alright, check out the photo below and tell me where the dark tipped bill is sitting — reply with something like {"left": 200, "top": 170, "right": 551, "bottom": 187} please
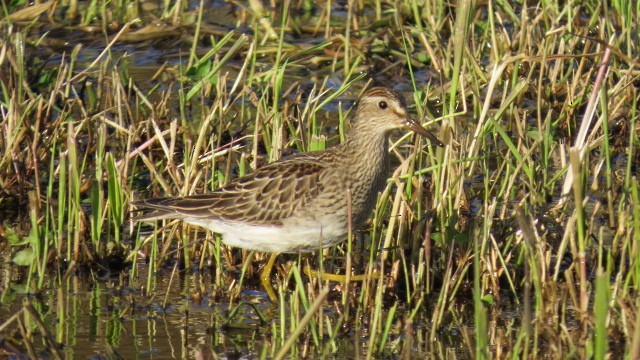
{"left": 404, "top": 118, "right": 444, "bottom": 147}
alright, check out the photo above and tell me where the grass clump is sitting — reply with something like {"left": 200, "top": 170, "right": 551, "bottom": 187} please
{"left": 1, "top": 0, "right": 639, "bottom": 358}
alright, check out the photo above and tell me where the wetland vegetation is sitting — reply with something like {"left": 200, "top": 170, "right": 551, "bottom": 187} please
{"left": 1, "top": 0, "right": 639, "bottom": 358}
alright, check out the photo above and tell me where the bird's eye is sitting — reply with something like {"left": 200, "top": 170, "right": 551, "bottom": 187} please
{"left": 378, "top": 101, "right": 388, "bottom": 109}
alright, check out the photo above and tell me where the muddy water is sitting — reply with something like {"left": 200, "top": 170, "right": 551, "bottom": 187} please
{"left": 1, "top": 258, "right": 467, "bottom": 358}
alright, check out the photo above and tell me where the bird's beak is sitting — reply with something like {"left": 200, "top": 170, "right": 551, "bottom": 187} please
{"left": 404, "top": 118, "right": 444, "bottom": 147}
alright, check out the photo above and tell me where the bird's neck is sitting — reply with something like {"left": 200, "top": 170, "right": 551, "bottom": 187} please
{"left": 340, "top": 128, "right": 390, "bottom": 167}
{"left": 336, "top": 128, "right": 391, "bottom": 226}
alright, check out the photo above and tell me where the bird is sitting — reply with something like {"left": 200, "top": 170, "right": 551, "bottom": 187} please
{"left": 131, "top": 86, "right": 444, "bottom": 301}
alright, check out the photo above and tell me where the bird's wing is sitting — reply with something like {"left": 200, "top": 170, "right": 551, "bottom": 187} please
{"left": 132, "top": 158, "right": 327, "bottom": 226}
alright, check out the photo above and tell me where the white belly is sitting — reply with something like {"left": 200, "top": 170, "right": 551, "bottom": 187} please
{"left": 182, "top": 217, "right": 347, "bottom": 253}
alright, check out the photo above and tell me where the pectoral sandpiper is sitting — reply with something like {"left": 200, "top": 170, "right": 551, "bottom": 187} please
{"left": 132, "top": 86, "right": 443, "bottom": 301}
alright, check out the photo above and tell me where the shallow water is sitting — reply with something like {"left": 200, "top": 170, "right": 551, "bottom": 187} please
{"left": 0, "top": 258, "right": 471, "bottom": 359}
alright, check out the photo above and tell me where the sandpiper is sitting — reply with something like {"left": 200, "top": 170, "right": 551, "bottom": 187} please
{"left": 132, "top": 86, "right": 443, "bottom": 301}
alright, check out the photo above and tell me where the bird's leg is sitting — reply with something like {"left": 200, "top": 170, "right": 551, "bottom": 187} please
{"left": 303, "top": 265, "right": 380, "bottom": 282}
{"left": 261, "top": 253, "right": 279, "bottom": 302}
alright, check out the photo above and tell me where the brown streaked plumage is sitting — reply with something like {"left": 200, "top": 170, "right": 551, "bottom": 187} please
{"left": 132, "top": 86, "right": 443, "bottom": 300}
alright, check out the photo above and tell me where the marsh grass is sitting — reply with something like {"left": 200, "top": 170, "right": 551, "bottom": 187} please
{"left": 1, "top": 0, "right": 640, "bottom": 358}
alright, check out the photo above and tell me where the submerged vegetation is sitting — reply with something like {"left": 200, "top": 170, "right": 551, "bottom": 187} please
{"left": 1, "top": 0, "right": 639, "bottom": 358}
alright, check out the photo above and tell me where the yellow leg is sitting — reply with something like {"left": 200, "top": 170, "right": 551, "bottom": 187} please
{"left": 260, "top": 253, "right": 279, "bottom": 303}
{"left": 304, "top": 265, "right": 381, "bottom": 282}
